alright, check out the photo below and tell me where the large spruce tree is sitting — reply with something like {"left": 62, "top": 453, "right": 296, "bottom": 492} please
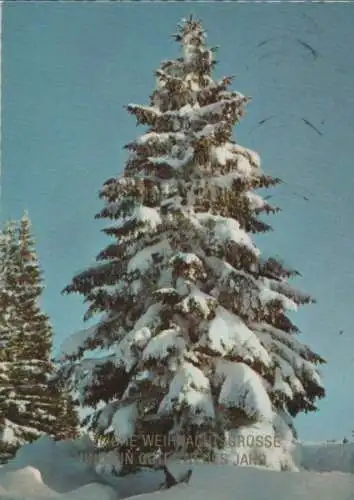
{"left": 59, "top": 18, "right": 325, "bottom": 466}
{"left": 0, "top": 214, "right": 79, "bottom": 461}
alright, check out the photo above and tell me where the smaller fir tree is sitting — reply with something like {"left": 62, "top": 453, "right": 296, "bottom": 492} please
{"left": 0, "top": 221, "right": 23, "bottom": 460}
{"left": 0, "top": 214, "right": 79, "bottom": 460}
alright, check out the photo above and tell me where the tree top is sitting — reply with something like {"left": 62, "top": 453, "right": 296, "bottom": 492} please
{"left": 173, "top": 15, "right": 207, "bottom": 45}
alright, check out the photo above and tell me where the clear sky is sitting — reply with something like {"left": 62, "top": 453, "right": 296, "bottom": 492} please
{"left": 2, "top": 2, "right": 354, "bottom": 442}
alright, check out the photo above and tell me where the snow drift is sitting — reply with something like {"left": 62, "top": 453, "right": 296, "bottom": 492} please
{"left": 0, "top": 436, "right": 354, "bottom": 500}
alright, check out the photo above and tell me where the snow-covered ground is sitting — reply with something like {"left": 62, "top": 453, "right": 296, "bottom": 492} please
{"left": 1, "top": 436, "right": 354, "bottom": 500}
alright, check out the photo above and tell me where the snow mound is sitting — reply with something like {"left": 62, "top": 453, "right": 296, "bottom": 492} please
{"left": 0, "top": 466, "right": 57, "bottom": 498}
{"left": 4, "top": 436, "right": 114, "bottom": 495}
{"left": 125, "top": 462, "right": 354, "bottom": 500}
{"left": 1, "top": 437, "right": 354, "bottom": 500}
{"left": 0, "top": 464, "right": 118, "bottom": 500}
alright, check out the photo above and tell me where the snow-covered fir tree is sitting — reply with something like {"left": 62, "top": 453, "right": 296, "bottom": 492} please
{"left": 0, "top": 214, "right": 79, "bottom": 461}
{"left": 0, "top": 221, "right": 22, "bottom": 461}
{"left": 59, "top": 17, "right": 325, "bottom": 469}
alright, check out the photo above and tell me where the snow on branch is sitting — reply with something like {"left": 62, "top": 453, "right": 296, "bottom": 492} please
{"left": 158, "top": 361, "right": 215, "bottom": 423}
{"left": 200, "top": 306, "right": 271, "bottom": 367}
{"left": 56, "top": 325, "right": 98, "bottom": 361}
{"left": 217, "top": 361, "right": 273, "bottom": 421}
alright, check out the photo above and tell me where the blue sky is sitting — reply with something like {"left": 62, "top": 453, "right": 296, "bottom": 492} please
{"left": 2, "top": 2, "right": 354, "bottom": 442}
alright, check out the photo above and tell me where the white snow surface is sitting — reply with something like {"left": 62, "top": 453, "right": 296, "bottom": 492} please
{"left": 2, "top": 436, "right": 354, "bottom": 500}
{"left": 142, "top": 327, "right": 185, "bottom": 361}
{"left": 217, "top": 362, "right": 273, "bottom": 421}
{"left": 115, "top": 205, "right": 162, "bottom": 233}
{"left": 207, "top": 308, "right": 270, "bottom": 362}
{"left": 158, "top": 362, "right": 214, "bottom": 422}
{"left": 128, "top": 240, "right": 172, "bottom": 274}
{"left": 194, "top": 213, "right": 259, "bottom": 256}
